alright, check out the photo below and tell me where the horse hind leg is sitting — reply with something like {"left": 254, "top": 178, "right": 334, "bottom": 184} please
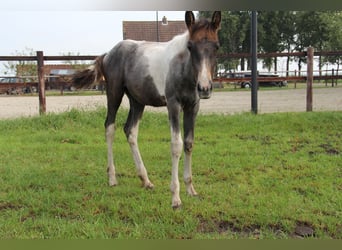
{"left": 105, "top": 85, "right": 124, "bottom": 186}
{"left": 124, "top": 98, "right": 154, "bottom": 189}
{"left": 106, "top": 123, "right": 117, "bottom": 186}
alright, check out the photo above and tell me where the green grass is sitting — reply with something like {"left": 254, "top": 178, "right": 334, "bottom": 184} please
{"left": 0, "top": 108, "right": 341, "bottom": 239}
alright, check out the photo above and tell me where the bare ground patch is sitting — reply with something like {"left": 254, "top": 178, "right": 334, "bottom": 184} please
{"left": 1, "top": 87, "right": 342, "bottom": 119}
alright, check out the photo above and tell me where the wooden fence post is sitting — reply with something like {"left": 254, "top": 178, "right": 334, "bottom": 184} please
{"left": 306, "top": 47, "right": 314, "bottom": 112}
{"left": 37, "top": 51, "right": 46, "bottom": 115}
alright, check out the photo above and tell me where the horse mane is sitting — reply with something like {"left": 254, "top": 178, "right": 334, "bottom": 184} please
{"left": 189, "top": 18, "right": 219, "bottom": 42}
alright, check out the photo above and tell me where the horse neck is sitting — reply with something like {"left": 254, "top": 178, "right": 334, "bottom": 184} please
{"left": 165, "top": 32, "right": 198, "bottom": 84}
{"left": 166, "top": 32, "right": 189, "bottom": 57}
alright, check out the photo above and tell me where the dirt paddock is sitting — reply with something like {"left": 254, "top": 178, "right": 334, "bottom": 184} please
{"left": 0, "top": 88, "right": 341, "bottom": 119}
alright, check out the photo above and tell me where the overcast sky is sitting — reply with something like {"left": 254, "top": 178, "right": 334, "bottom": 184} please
{"left": 2, "top": 0, "right": 335, "bottom": 73}
{"left": 0, "top": 7, "right": 190, "bottom": 74}
{"left": 1, "top": 0, "right": 196, "bottom": 58}
{"left": 0, "top": 11, "right": 186, "bottom": 56}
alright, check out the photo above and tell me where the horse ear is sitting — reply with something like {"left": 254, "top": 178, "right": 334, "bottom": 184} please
{"left": 185, "top": 11, "right": 195, "bottom": 30}
{"left": 211, "top": 11, "right": 221, "bottom": 30}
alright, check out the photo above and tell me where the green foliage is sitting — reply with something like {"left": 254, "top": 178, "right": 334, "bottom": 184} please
{"left": 3, "top": 47, "right": 37, "bottom": 79}
{"left": 322, "top": 12, "right": 342, "bottom": 67}
{"left": 199, "top": 11, "right": 342, "bottom": 72}
{"left": 60, "top": 51, "right": 92, "bottom": 70}
{"left": 0, "top": 109, "right": 341, "bottom": 239}
{"left": 1, "top": 49, "right": 91, "bottom": 77}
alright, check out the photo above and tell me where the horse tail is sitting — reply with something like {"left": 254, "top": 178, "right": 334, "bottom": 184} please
{"left": 72, "top": 54, "right": 106, "bottom": 89}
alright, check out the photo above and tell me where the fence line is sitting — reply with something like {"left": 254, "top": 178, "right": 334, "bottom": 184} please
{"left": 0, "top": 49, "right": 342, "bottom": 114}
{"left": 217, "top": 50, "right": 342, "bottom": 58}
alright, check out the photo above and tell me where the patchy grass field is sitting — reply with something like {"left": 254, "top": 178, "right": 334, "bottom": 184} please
{"left": 0, "top": 109, "right": 341, "bottom": 239}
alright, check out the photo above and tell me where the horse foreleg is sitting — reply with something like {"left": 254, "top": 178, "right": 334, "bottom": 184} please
{"left": 170, "top": 126, "right": 183, "bottom": 208}
{"left": 168, "top": 103, "right": 183, "bottom": 208}
{"left": 183, "top": 106, "right": 199, "bottom": 196}
{"left": 106, "top": 123, "right": 117, "bottom": 186}
{"left": 183, "top": 147, "right": 197, "bottom": 196}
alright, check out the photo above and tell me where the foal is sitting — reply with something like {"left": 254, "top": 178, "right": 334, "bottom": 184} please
{"left": 73, "top": 11, "right": 221, "bottom": 208}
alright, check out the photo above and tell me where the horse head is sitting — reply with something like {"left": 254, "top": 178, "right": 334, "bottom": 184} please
{"left": 185, "top": 11, "right": 221, "bottom": 99}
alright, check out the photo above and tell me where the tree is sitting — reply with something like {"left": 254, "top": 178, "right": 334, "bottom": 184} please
{"left": 2, "top": 49, "right": 90, "bottom": 83}
{"left": 234, "top": 11, "right": 252, "bottom": 71}
{"left": 199, "top": 11, "right": 342, "bottom": 75}
{"left": 295, "top": 11, "right": 332, "bottom": 76}
{"left": 322, "top": 11, "right": 342, "bottom": 74}
{"left": 61, "top": 52, "right": 91, "bottom": 70}
{"left": 3, "top": 47, "right": 37, "bottom": 82}
{"left": 257, "top": 11, "right": 298, "bottom": 74}
{"left": 278, "top": 11, "right": 297, "bottom": 76}
{"left": 258, "top": 11, "right": 283, "bottom": 71}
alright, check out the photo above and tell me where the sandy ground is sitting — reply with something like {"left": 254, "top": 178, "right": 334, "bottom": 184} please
{"left": 0, "top": 87, "right": 342, "bottom": 119}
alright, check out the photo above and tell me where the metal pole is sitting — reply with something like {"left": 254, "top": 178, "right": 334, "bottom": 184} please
{"left": 251, "top": 11, "right": 258, "bottom": 114}
{"left": 156, "top": 11, "right": 159, "bottom": 42}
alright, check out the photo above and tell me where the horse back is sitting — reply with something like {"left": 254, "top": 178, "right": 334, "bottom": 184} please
{"left": 103, "top": 40, "right": 174, "bottom": 107}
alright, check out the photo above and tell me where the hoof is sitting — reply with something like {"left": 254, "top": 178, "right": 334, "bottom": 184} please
{"left": 144, "top": 182, "right": 154, "bottom": 189}
{"left": 109, "top": 179, "right": 118, "bottom": 186}
{"left": 109, "top": 182, "right": 118, "bottom": 187}
{"left": 188, "top": 191, "right": 198, "bottom": 197}
{"left": 186, "top": 185, "right": 198, "bottom": 196}
{"left": 172, "top": 199, "right": 182, "bottom": 209}
{"left": 172, "top": 204, "right": 182, "bottom": 210}
{"left": 107, "top": 168, "right": 117, "bottom": 186}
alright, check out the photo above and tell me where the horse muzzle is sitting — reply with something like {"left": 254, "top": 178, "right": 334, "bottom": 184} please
{"left": 197, "top": 82, "right": 213, "bottom": 99}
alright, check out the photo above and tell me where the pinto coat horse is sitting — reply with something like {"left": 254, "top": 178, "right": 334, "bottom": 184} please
{"left": 72, "top": 11, "right": 221, "bottom": 208}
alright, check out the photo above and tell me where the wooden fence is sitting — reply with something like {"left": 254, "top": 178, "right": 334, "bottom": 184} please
{"left": 0, "top": 52, "right": 95, "bottom": 114}
{"left": 0, "top": 49, "right": 342, "bottom": 114}
{"left": 215, "top": 50, "right": 342, "bottom": 86}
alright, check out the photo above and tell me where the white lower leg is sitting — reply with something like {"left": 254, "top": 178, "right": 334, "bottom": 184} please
{"left": 106, "top": 124, "right": 117, "bottom": 186}
{"left": 128, "top": 124, "right": 153, "bottom": 188}
{"left": 184, "top": 152, "right": 197, "bottom": 196}
{"left": 170, "top": 129, "right": 183, "bottom": 208}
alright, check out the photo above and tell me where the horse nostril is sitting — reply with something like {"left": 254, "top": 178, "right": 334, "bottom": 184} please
{"left": 197, "top": 84, "right": 202, "bottom": 92}
{"left": 197, "top": 83, "right": 212, "bottom": 93}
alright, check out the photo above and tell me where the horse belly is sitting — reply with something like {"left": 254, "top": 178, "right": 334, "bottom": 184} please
{"left": 125, "top": 74, "right": 166, "bottom": 107}
{"left": 140, "top": 74, "right": 166, "bottom": 106}
{"left": 124, "top": 42, "right": 169, "bottom": 106}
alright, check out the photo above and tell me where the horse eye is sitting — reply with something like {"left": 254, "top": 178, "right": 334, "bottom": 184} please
{"left": 214, "top": 42, "right": 220, "bottom": 50}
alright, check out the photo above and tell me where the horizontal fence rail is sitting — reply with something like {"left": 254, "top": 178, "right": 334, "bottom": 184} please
{"left": 0, "top": 49, "right": 342, "bottom": 115}
{"left": 217, "top": 50, "right": 342, "bottom": 58}
{"left": 0, "top": 55, "right": 96, "bottom": 61}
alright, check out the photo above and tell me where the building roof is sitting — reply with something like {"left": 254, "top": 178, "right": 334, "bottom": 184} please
{"left": 123, "top": 17, "right": 187, "bottom": 42}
